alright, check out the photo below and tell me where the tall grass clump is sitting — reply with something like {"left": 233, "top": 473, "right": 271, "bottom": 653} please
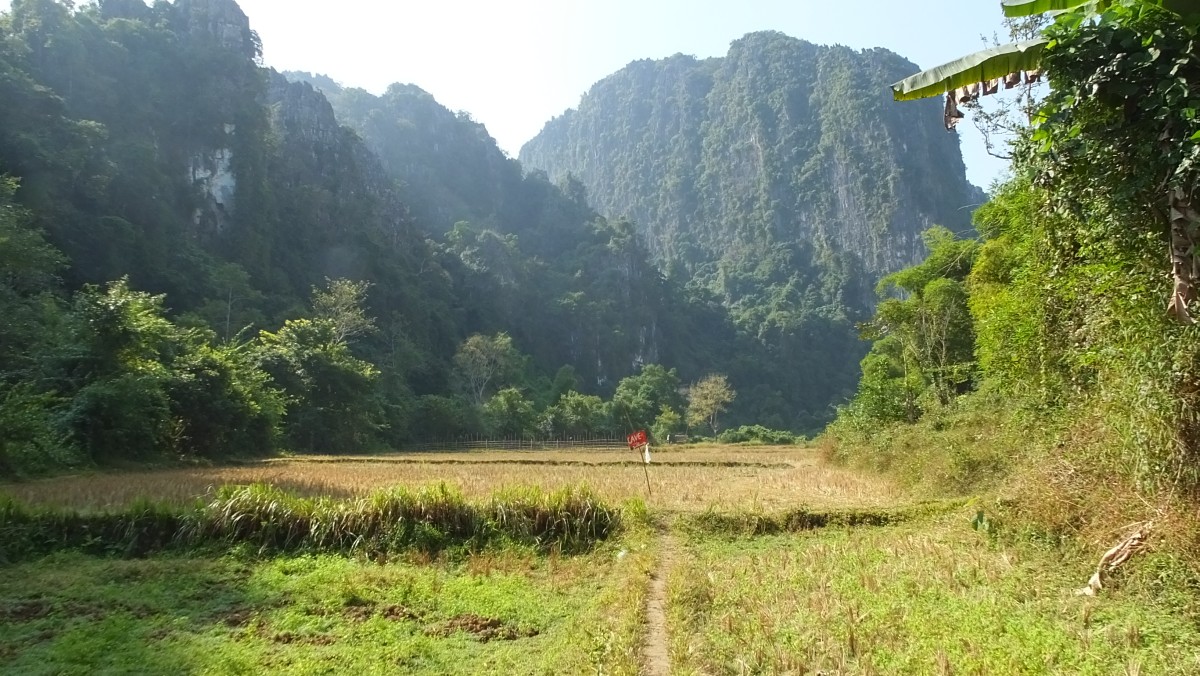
{"left": 681, "top": 501, "right": 962, "bottom": 538}
{"left": 486, "top": 485, "right": 619, "bottom": 551}
{"left": 0, "top": 493, "right": 184, "bottom": 562}
{"left": 0, "top": 483, "right": 620, "bottom": 563}
{"left": 187, "top": 483, "right": 618, "bottom": 554}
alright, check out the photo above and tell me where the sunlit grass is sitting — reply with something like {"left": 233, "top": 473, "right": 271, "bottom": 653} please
{"left": 666, "top": 507, "right": 1200, "bottom": 675}
{"left": 1, "top": 483, "right": 622, "bottom": 562}
{"left": 2, "top": 446, "right": 903, "bottom": 513}
{"left": 0, "top": 532, "right": 652, "bottom": 675}
{"left": 7, "top": 446, "right": 1195, "bottom": 674}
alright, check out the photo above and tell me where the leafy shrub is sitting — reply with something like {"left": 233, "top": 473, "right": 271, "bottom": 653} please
{"left": 716, "top": 425, "right": 798, "bottom": 445}
{"left": 409, "top": 395, "right": 483, "bottom": 440}
{"left": 166, "top": 341, "right": 284, "bottom": 459}
{"left": 66, "top": 372, "right": 173, "bottom": 462}
{"left": 0, "top": 385, "right": 80, "bottom": 477}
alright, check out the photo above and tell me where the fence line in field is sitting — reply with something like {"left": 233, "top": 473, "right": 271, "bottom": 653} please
{"left": 399, "top": 435, "right": 628, "bottom": 453}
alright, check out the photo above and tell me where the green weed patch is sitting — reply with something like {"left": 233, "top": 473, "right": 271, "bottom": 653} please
{"left": 0, "top": 544, "right": 650, "bottom": 675}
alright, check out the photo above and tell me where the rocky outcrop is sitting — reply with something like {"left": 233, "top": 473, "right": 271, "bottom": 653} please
{"left": 189, "top": 125, "right": 236, "bottom": 232}
{"left": 174, "top": 0, "right": 258, "bottom": 58}
{"left": 267, "top": 73, "right": 344, "bottom": 151}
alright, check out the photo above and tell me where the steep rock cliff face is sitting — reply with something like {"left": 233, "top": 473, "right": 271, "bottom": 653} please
{"left": 518, "top": 33, "right": 986, "bottom": 426}
{"left": 520, "top": 32, "right": 983, "bottom": 290}
{"left": 174, "top": 0, "right": 259, "bottom": 235}
{"left": 173, "top": 0, "right": 259, "bottom": 59}
{"left": 189, "top": 135, "right": 236, "bottom": 233}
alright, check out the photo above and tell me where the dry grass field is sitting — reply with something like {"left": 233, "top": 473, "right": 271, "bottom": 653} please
{"left": 2, "top": 444, "right": 904, "bottom": 513}
{"left": 5, "top": 444, "right": 1199, "bottom": 674}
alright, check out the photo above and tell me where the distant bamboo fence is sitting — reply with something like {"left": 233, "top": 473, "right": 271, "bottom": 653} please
{"left": 399, "top": 435, "right": 627, "bottom": 453}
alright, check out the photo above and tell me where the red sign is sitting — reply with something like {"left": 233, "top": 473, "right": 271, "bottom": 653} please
{"left": 627, "top": 430, "right": 648, "bottom": 449}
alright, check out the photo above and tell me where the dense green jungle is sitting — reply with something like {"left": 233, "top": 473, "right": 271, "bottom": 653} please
{"left": 1, "top": 0, "right": 1198, "bottom": 521}
{"left": 6, "top": 0, "right": 1200, "bottom": 673}
{"left": 0, "top": 0, "right": 985, "bottom": 477}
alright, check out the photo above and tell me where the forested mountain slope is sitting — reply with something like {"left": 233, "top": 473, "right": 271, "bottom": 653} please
{"left": 0, "top": 0, "right": 817, "bottom": 476}
{"left": 519, "top": 33, "right": 985, "bottom": 428}
{"left": 0, "top": 1, "right": 988, "bottom": 477}
{"left": 521, "top": 32, "right": 984, "bottom": 284}
{"left": 0, "top": 0, "right": 468, "bottom": 384}
{"left": 284, "top": 72, "right": 685, "bottom": 391}
{"left": 283, "top": 71, "right": 854, "bottom": 429}
{"left": 0, "top": 0, "right": 691, "bottom": 420}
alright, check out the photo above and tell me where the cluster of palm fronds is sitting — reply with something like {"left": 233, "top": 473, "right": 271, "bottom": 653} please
{"left": 0, "top": 483, "right": 619, "bottom": 562}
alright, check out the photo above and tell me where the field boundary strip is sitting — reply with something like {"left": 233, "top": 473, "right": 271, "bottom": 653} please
{"left": 397, "top": 439, "right": 629, "bottom": 452}
{"left": 254, "top": 458, "right": 795, "bottom": 469}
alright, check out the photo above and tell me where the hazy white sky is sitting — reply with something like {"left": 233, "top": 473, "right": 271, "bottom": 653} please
{"left": 3, "top": 0, "right": 1016, "bottom": 188}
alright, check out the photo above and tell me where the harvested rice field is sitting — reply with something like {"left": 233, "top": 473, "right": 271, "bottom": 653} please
{"left": 3, "top": 445, "right": 1197, "bottom": 674}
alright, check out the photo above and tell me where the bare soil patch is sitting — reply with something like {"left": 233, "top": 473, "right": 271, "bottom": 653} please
{"left": 425, "top": 614, "right": 538, "bottom": 642}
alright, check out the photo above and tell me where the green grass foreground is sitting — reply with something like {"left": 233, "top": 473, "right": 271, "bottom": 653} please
{"left": 7, "top": 471, "right": 1200, "bottom": 674}
{"left": 0, "top": 542, "right": 651, "bottom": 675}
{"left": 0, "top": 483, "right": 621, "bottom": 562}
{"left": 667, "top": 507, "right": 1200, "bottom": 674}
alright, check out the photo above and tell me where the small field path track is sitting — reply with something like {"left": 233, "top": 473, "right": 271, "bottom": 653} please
{"left": 643, "top": 531, "right": 676, "bottom": 675}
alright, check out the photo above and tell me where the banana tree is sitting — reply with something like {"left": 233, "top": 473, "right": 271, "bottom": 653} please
{"left": 892, "top": 0, "right": 1200, "bottom": 323}
{"left": 893, "top": 0, "right": 1199, "bottom": 100}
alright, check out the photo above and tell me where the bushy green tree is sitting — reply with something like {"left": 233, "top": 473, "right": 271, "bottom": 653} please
{"left": 611, "top": 364, "right": 683, "bottom": 432}
{"left": 454, "top": 333, "right": 523, "bottom": 406}
{"left": 63, "top": 279, "right": 181, "bottom": 462}
{"left": 874, "top": 228, "right": 978, "bottom": 404}
{"left": 842, "top": 228, "right": 978, "bottom": 428}
{"left": 312, "top": 278, "right": 376, "bottom": 344}
{"left": 166, "top": 337, "right": 284, "bottom": 459}
{"left": 651, "top": 405, "right": 685, "bottom": 443}
{"left": 539, "top": 390, "right": 608, "bottom": 438}
{"left": 256, "top": 318, "right": 380, "bottom": 453}
{"left": 59, "top": 279, "right": 285, "bottom": 463}
{"left": 966, "top": 180, "right": 1071, "bottom": 401}
{"left": 483, "top": 388, "right": 535, "bottom": 438}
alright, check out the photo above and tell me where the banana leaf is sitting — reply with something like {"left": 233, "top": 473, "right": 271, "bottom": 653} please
{"left": 890, "top": 39, "right": 1048, "bottom": 102}
{"left": 1000, "top": 0, "right": 1098, "bottom": 17}
{"left": 1003, "top": 0, "right": 1200, "bottom": 21}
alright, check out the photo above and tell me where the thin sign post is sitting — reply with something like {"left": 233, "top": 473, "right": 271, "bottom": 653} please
{"left": 626, "top": 429, "right": 652, "bottom": 496}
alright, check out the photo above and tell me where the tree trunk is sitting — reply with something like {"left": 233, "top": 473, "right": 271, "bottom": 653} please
{"left": 1167, "top": 187, "right": 1198, "bottom": 325}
